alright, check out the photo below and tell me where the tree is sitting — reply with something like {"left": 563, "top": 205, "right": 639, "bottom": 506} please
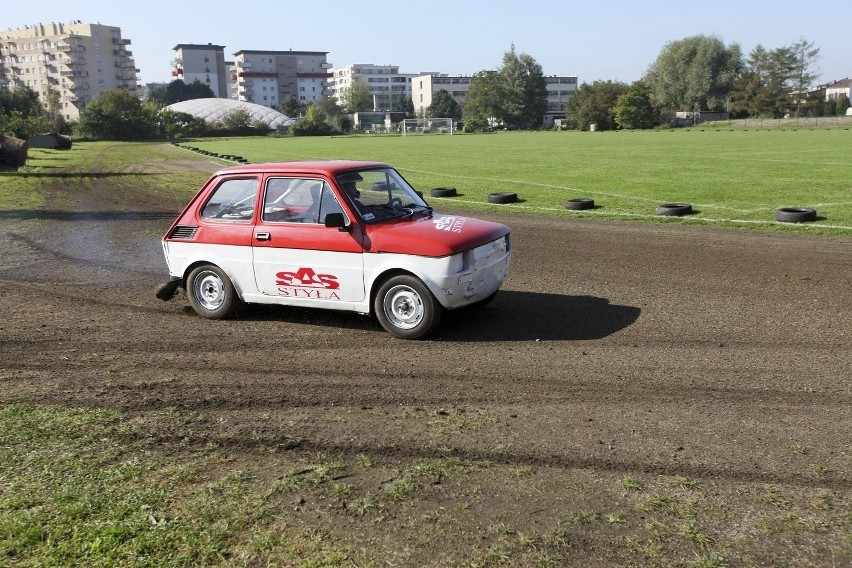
{"left": 497, "top": 45, "right": 548, "bottom": 128}
{"left": 0, "top": 84, "right": 48, "bottom": 138}
{"left": 645, "top": 35, "right": 742, "bottom": 113}
{"left": 289, "top": 105, "right": 335, "bottom": 136}
{"left": 564, "top": 80, "right": 629, "bottom": 131}
{"left": 156, "top": 107, "right": 208, "bottom": 138}
{"left": 463, "top": 71, "right": 502, "bottom": 130}
{"left": 837, "top": 93, "right": 851, "bottom": 116}
{"left": 0, "top": 84, "right": 42, "bottom": 118}
{"left": 315, "top": 96, "right": 343, "bottom": 119}
{"left": 614, "top": 80, "right": 658, "bottom": 129}
{"left": 426, "top": 89, "right": 462, "bottom": 121}
{"left": 729, "top": 40, "right": 822, "bottom": 118}
{"left": 340, "top": 78, "right": 373, "bottom": 113}
{"left": 75, "top": 89, "right": 155, "bottom": 140}
{"left": 218, "top": 108, "right": 252, "bottom": 130}
{"left": 279, "top": 95, "right": 305, "bottom": 118}
{"left": 43, "top": 87, "right": 66, "bottom": 133}
{"left": 392, "top": 93, "right": 415, "bottom": 117}
{"left": 149, "top": 79, "right": 215, "bottom": 105}
{"left": 790, "top": 38, "right": 821, "bottom": 118}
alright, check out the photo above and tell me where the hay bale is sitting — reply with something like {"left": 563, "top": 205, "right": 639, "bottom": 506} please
{"left": 0, "top": 135, "right": 28, "bottom": 167}
{"left": 55, "top": 134, "right": 72, "bottom": 150}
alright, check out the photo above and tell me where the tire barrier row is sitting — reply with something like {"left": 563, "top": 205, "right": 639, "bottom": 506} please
{"left": 429, "top": 186, "right": 819, "bottom": 223}
{"left": 171, "top": 142, "right": 248, "bottom": 163}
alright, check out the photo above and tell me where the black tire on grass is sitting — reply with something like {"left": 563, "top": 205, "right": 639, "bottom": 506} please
{"left": 431, "top": 187, "right": 457, "bottom": 198}
{"left": 656, "top": 203, "right": 693, "bottom": 216}
{"left": 488, "top": 192, "right": 518, "bottom": 204}
{"left": 565, "top": 198, "right": 595, "bottom": 210}
{"left": 775, "top": 207, "right": 817, "bottom": 223}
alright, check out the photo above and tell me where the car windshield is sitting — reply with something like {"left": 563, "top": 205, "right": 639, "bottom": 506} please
{"left": 336, "top": 167, "right": 430, "bottom": 222}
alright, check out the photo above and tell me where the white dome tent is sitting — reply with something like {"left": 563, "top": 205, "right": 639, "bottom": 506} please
{"left": 166, "top": 98, "right": 295, "bottom": 129}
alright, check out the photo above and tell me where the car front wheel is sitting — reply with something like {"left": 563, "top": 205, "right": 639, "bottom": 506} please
{"left": 187, "top": 264, "right": 239, "bottom": 319}
{"left": 375, "top": 275, "right": 442, "bottom": 339}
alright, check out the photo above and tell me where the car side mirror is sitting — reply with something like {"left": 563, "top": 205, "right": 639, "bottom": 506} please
{"left": 324, "top": 212, "right": 349, "bottom": 231}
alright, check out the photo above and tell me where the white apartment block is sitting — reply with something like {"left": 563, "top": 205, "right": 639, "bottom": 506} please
{"left": 411, "top": 74, "right": 472, "bottom": 115}
{"left": 232, "top": 50, "right": 330, "bottom": 108}
{"left": 329, "top": 64, "right": 416, "bottom": 111}
{"left": 171, "top": 43, "right": 228, "bottom": 97}
{"left": 412, "top": 73, "right": 579, "bottom": 127}
{"left": 0, "top": 21, "right": 138, "bottom": 120}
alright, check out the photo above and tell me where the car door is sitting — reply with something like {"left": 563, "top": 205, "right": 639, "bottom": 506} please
{"left": 252, "top": 176, "right": 367, "bottom": 303}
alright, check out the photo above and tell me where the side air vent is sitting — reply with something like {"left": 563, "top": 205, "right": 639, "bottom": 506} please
{"left": 169, "top": 225, "right": 198, "bottom": 239}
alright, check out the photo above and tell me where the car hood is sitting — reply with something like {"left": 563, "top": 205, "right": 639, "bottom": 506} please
{"left": 365, "top": 213, "right": 510, "bottom": 257}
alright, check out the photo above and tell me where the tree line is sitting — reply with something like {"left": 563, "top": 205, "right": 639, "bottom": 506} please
{"left": 2, "top": 36, "right": 848, "bottom": 142}
{"left": 567, "top": 36, "right": 849, "bottom": 131}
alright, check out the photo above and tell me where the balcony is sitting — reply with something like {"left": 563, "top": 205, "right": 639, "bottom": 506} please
{"left": 170, "top": 58, "right": 182, "bottom": 67}
{"left": 321, "top": 62, "right": 332, "bottom": 69}
{"left": 122, "top": 39, "right": 131, "bottom": 45}
{"left": 63, "top": 95, "right": 78, "bottom": 102}
{"left": 70, "top": 82, "right": 89, "bottom": 91}
{"left": 171, "top": 68, "right": 183, "bottom": 77}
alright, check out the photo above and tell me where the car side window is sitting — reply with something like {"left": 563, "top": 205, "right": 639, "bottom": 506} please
{"left": 317, "top": 182, "right": 345, "bottom": 224}
{"left": 200, "top": 178, "right": 259, "bottom": 220}
{"left": 263, "top": 178, "right": 342, "bottom": 224}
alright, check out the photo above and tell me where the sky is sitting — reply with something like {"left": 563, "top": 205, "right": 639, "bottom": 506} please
{"left": 5, "top": 0, "right": 850, "bottom": 87}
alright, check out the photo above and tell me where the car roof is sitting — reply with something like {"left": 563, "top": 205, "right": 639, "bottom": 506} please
{"left": 213, "top": 160, "right": 389, "bottom": 178}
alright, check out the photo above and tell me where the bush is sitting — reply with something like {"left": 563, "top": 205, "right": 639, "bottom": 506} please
{"left": 289, "top": 118, "right": 335, "bottom": 137}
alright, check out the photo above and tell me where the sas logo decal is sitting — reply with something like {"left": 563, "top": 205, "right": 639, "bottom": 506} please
{"left": 433, "top": 215, "right": 466, "bottom": 233}
{"left": 275, "top": 267, "right": 341, "bottom": 300}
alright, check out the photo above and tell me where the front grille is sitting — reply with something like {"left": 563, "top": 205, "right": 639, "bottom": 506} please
{"left": 169, "top": 225, "right": 198, "bottom": 239}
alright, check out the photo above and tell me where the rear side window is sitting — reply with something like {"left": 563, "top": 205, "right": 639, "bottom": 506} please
{"left": 200, "top": 178, "right": 259, "bottom": 220}
{"left": 262, "top": 178, "right": 344, "bottom": 224}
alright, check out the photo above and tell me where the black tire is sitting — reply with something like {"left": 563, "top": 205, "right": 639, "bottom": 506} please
{"left": 431, "top": 187, "right": 457, "bottom": 198}
{"left": 775, "top": 207, "right": 816, "bottom": 223}
{"left": 565, "top": 198, "right": 595, "bottom": 210}
{"left": 488, "top": 192, "right": 518, "bottom": 204}
{"left": 374, "top": 275, "right": 442, "bottom": 339}
{"left": 656, "top": 203, "right": 692, "bottom": 216}
{"left": 187, "top": 264, "right": 239, "bottom": 319}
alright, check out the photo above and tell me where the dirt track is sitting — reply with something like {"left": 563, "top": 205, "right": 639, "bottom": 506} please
{"left": 1, "top": 147, "right": 850, "bottom": 565}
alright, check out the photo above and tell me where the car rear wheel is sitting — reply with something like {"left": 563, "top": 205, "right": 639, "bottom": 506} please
{"left": 375, "top": 275, "right": 442, "bottom": 339}
{"left": 187, "top": 264, "right": 239, "bottom": 319}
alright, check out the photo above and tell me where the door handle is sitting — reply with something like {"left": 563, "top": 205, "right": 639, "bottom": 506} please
{"left": 255, "top": 232, "right": 271, "bottom": 241}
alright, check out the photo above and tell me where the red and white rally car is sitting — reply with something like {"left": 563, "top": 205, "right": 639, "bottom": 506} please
{"left": 157, "top": 160, "right": 511, "bottom": 339}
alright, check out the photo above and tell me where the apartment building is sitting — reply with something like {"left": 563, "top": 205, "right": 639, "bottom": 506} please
{"left": 411, "top": 74, "right": 472, "bottom": 115}
{"left": 544, "top": 76, "right": 578, "bottom": 126}
{"left": 0, "top": 21, "right": 137, "bottom": 120}
{"left": 412, "top": 73, "right": 578, "bottom": 127}
{"left": 170, "top": 44, "right": 228, "bottom": 97}
{"left": 231, "top": 50, "right": 330, "bottom": 107}
{"left": 329, "top": 64, "right": 416, "bottom": 111}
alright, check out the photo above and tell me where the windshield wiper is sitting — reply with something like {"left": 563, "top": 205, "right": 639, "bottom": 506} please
{"left": 380, "top": 204, "right": 415, "bottom": 218}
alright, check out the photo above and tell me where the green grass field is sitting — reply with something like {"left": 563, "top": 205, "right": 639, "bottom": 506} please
{"left": 183, "top": 129, "right": 852, "bottom": 234}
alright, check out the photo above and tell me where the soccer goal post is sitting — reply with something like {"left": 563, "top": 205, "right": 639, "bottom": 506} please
{"left": 401, "top": 118, "right": 454, "bottom": 135}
